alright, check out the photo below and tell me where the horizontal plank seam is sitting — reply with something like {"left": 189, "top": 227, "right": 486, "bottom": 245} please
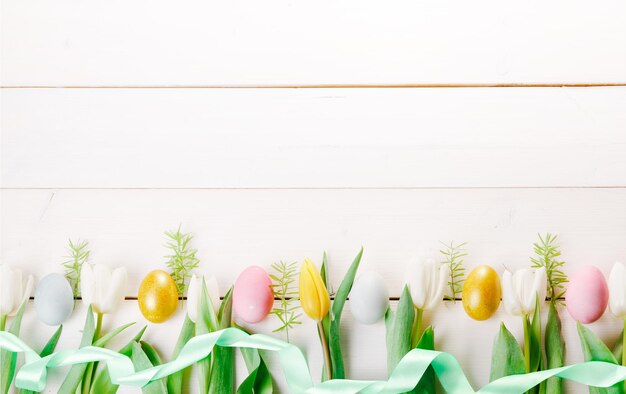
{"left": 26, "top": 296, "right": 564, "bottom": 302}
{"left": 2, "top": 186, "right": 626, "bottom": 191}
{"left": 2, "top": 83, "right": 626, "bottom": 89}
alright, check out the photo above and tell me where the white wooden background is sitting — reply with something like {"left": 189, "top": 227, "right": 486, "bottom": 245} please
{"left": 2, "top": 1, "right": 626, "bottom": 393}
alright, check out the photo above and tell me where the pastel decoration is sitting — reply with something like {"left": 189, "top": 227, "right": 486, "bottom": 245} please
{"left": 233, "top": 266, "right": 274, "bottom": 323}
{"left": 462, "top": 265, "right": 502, "bottom": 321}
{"left": 566, "top": 266, "right": 609, "bottom": 324}
{"left": 349, "top": 271, "right": 389, "bottom": 324}
{"left": 138, "top": 269, "right": 179, "bottom": 323}
{"left": 34, "top": 273, "right": 74, "bottom": 326}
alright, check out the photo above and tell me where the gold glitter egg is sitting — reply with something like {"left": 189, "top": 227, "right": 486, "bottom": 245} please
{"left": 138, "top": 269, "right": 179, "bottom": 323}
{"left": 462, "top": 265, "right": 501, "bottom": 321}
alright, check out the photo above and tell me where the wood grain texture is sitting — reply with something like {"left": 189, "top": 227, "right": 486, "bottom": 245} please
{"left": 2, "top": 0, "right": 626, "bottom": 86}
{"left": 2, "top": 188, "right": 625, "bottom": 297}
{"left": 2, "top": 87, "right": 626, "bottom": 188}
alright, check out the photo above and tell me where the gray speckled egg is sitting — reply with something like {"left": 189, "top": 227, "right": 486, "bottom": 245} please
{"left": 349, "top": 271, "right": 389, "bottom": 324}
{"left": 35, "top": 273, "right": 74, "bottom": 325}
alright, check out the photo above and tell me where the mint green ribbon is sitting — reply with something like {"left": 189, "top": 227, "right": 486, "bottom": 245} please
{"left": 1, "top": 328, "right": 625, "bottom": 393}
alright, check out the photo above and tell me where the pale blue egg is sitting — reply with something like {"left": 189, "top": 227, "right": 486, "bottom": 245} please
{"left": 349, "top": 271, "right": 389, "bottom": 324}
{"left": 35, "top": 273, "right": 74, "bottom": 325}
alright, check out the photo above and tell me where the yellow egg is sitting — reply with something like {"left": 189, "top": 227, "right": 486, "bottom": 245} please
{"left": 462, "top": 265, "right": 502, "bottom": 321}
{"left": 138, "top": 269, "right": 179, "bottom": 323}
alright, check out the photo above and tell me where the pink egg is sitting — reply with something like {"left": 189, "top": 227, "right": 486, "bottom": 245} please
{"left": 566, "top": 266, "right": 609, "bottom": 324}
{"left": 233, "top": 266, "right": 274, "bottom": 323}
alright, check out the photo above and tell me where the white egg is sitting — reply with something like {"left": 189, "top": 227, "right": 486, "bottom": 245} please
{"left": 349, "top": 271, "right": 389, "bottom": 324}
{"left": 35, "top": 273, "right": 74, "bottom": 326}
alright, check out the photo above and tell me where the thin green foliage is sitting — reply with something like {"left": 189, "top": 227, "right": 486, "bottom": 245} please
{"left": 62, "top": 239, "right": 90, "bottom": 297}
{"left": 269, "top": 261, "right": 302, "bottom": 342}
{"left": 164, "top": 225, "right": 200, "bottom": 297}
{"left": 530, "top": 233, "right": 568, "bottom": 302}
{"left": 440, "top": 241, "right": 467, "bottom": 301}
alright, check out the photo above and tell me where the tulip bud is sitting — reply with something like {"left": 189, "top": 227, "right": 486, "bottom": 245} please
{"left": 501, "top": 267, "right": 547, "bottom": 316}
{"left": 186, "top": 274, "right": 220, "bottom": 323}
{"left": 0, "top": 264, "right": 34, "bottom": 317}
{"left": 405, "top": 256, "right": 449, "bottom": 311}
{"left": 299, "top": 258, "right": 330, "bottom": 321}
{"left": 80, "top": 263, "right": 127, "bottom": 315}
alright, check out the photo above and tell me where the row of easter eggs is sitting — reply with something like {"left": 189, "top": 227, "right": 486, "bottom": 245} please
{"left": 30, "top": 263, "right": 620, "bottom": 326}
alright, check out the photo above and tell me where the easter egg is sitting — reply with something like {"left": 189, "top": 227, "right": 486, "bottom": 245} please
{"left": 34, "top": 273, "right": 74, "bottom": 326}
{"left": 566, "top": 266, "right": 608, "bottom": 324}
{"left": 233, "top": 266, "right": 273, "bottom": 323}
{"left": 462, "top": 265, "right": 502, "bottom": 321}
{"left": 349, "top": 271, "right": 389, "bottom": 324}
{"left": 138, "top": 270, "right": 179, "bottom": 323}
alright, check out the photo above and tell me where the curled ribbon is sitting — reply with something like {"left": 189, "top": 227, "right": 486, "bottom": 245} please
{"left": 1, "top": 328, "right": 625, "bottom": 393}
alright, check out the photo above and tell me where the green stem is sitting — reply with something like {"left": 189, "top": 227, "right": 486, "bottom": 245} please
{"left": 82, "top": 312, "right": 103, "bottom": 394}
{"left": 622, "top": 317, "right": 626, "bottom": 365}
{"left": 94, "top": 312, "right": 103, "bottom": 341}
{"left": 317, "top": 321, "right": 332, "bottom": 381}
{"left": 523, "top": 314, "right": 531, "bottom": 373}
{"left": 0, "top": 314, "right": 6, "bottom": 331}
{"left": 411, "top": 307, "right": 423, "bottom": 348}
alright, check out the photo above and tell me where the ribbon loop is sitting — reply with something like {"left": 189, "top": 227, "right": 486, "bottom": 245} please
{"left": 1, "top": 329, "right": 625, "bottom": 393}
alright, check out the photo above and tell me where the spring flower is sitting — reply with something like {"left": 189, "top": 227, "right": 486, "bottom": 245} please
{"left": 0, "top": 264, "right": 34, "bottom": 318}
{"left": 186, "top": 274, "right": 220, "bottom": 323}
{"left": 501, "top": 267, "right": 547, "bottom": 317}
{"left": 609, "top": 262, "right": 626, "bottom": 318}
{"left": 80, "top": 263, "right": 127, "bottom": 315}
{"left": 406, "top": 256, "right": 450, "bottom": 311}
{"left": 299, "top": 258, "right": 330, "bottom": 321}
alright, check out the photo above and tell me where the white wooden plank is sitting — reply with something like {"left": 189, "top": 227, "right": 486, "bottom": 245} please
{"left": 2, "top": 88, "right": 625, "bottom": 188}
{"left": 13, "top": 299, "right": 623, "bottom": 393}
{"left": 2, "top": 0, "right": 625, "bottom": 86}
{"left": 2, "top": 188, "right": 625, "bottom": 297}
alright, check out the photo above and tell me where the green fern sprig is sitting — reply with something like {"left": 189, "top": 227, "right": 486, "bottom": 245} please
{"left": 530, "top": 233, "right": 568, "bottom": 303}
{"left": 164, "top": 225, "right": 200, "bottom": 298}
{"left": 62, "top": 239, "right": 90, "bottom": 297}
{"left": 269, "top": 261, "right": 302, "bottom": 342}
{"left": 440, "top": 241, "right": 467, "bottom": 302}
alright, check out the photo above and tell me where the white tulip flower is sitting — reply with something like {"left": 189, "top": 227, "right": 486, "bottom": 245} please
{"left": 502, "top": 267, "right": 547, "bottom": 317}
{"left": 608, "top": 261, "right": 626, "bottom": 319}
{"left": 0, "top": 264, "right": 34, "bottom": 318}
{"left": 406, "top": 256, "right": 450, "bottom": 311}
{"left": 80, "top": 264, "right": 127, "bottom": 315}
{"left": 186, "top": 274, "right": 220, "bottom": 323}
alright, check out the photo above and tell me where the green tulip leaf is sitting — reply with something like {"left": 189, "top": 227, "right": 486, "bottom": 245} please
{"left": 167, "top": 316, "right": 195, "bottom": 394}
{"left": 577, "top": 322, "right": 625, "bottom": 394}
{"left": 41, "top": 325, "right": 64, "bottom": 357}
{"left": 411, "top": 326, "right": 436, "bottom": 394}
{"left": 196, "top": 279, "right": 216, "bottom": 394}
{"left": 140, "top": 341, "right": 163, "bottom": 366}
{"left": 530, "top": 295, "right": 542, "bottom": 374}
{"left": 612, "top": 329, "right": 624, "bottom": 366}
{"left": 90, "top": 326, "right": 147, "bottom": 394}
{"left": 490, "top": 322, "right": 525, "bottom": 382}
{"left": 92, "top": 322, "right": 135, "bottom": 347}
{"left": 237, "top": 325, "right": 273, "bottom": 394}
{"left": 545, "top": 302, "right": 565, "bottom": 394}
{"left": 1, "top": 301, "right": 26, "bottom": 394}
{"left": 130, "top": 342, "right": 168, "bottom": 394}
{"left": 19, "top": 325, "right": 64, "bottom": 394}
{"left": 58, "top": 305, "right": 96, "bottom": 394}
{"left": 327, "top": 247, "right": 363, "bottom": 380}
{"left": 237, "top": 349, "right": 273, "bottom": 394}
{"left": 386, "top": 285, "right": 415, "bottom": 376}
{"left": 319, "top": 252, "right": 331, "bottom": 380}
{"left": 210, "top": 288, "right": 234, "bottom": 394}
